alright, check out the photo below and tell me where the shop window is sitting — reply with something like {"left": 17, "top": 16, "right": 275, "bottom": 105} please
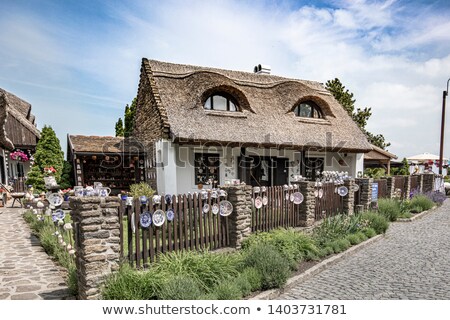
{"left": 195, "top": 153, "right": 220, "bottom": 185}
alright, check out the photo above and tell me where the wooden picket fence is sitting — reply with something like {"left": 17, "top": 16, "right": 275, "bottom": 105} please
{"left": 410, "top": 175, "right": 420, "bottom": 193}
{"left": 394, "top": 176, "right": 407, "bottom": 199}
{"left": 120, "top": 193, "right": 230, "bottom": 268}
{"left": 314, "top": 182, "right": 344, "bottom": 220}
{"left": 374, "top": 179, "right": 388, "bottom": 199}
{"left": 251, "top": 186, "right": 302, "bottom": 232}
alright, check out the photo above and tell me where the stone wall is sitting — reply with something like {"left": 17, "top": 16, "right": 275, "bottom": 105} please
{"left": 226, "top": 185, "right": 252, "bottom": 249}
{"left": 343, "top": 179, "right": 355, "bottom": 215}
{"left": 386, "top": 177, "right": 395, "bottom": 198}
{"left": 70, "top": 196, "right": 121, "bottom": 300}
{"left": 355, "top": 178, "right": 373, "bottom": 210}
{"left": 298, "top": 181, "right": 316, "bottom": 227}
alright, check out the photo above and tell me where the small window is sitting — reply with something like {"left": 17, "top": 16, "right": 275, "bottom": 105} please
{"left": 195, "top": 153, "right": 220, "bottom": 185}
{"left": 204, "top": 93, "right": 238, "bottom": 112}
{"left": 294, "top": 101, "right": 323, "bottom": 119}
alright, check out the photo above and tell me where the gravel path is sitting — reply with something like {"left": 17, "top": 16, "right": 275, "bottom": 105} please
{"left": 280, "top": 201, "right": 450, "bottom": 300}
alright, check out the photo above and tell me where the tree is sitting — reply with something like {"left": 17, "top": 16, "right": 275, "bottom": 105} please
{"left": 26, "top": 125, "right": 64, "bottom": 191}
{"left": 26, "top": 165, "right": 45, "bottom": 192}
{"left": 391, "top": 157, "right": 410, "bottom": 176}
{"left": 114, "top": 97, "right": 137, "bottom": 138}
{"left": 325, "top": 78, "right": 390, "bottom": 150}
{"left": 59, "top": 160, "right": 74, "bottom": 189}
{"left": 115, "top": 118, "right": 124, "bottom": 137}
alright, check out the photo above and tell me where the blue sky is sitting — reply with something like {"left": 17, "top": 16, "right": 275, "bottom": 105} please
{"left": 0, "top": 0, "right": 449, "bottom": 159}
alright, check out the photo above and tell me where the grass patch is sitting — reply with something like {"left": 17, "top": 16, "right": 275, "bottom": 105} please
{"left": 409, "top": 195, "right": 434, "bottom": 212}
{"left": 378, "top": 198, "right": 401, "bottom": 221}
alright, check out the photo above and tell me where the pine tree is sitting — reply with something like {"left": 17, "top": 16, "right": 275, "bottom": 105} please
{"left": 59, "top": 160, "right": 74, "bottom": 189}
{"left": 325, "top": 78, "right": 391, "bottom": 150}
{"left": 26, "top": 165, "right": 45, "bottom": 192}
{"left": 124, "top": 98, "right": 137, "bottom": 137}
{"left": 26, "top": 125, "right": 64, "bottom": 190}
{"left": 115, "top": 118, "right": 124, "bottom": 137}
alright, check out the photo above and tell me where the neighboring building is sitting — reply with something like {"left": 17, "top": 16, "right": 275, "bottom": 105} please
{"left": 133, "top": 59, "right": 372, "bottom": 195}
{"left": 364, "top": 144, "right": 397, "bottom": 175}
{"left": 0, "top": 88, "right": 40, "bottom": 186}
{"left": 67, "top": 135, "right": 146, "bottom": 193}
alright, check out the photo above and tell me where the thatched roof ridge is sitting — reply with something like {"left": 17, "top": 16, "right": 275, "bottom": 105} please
{"left": 139, "top": 59, "right": 372, "bottom": 152}
{"left": 68, "top": 135, "right": 145, "bottom": 154}
{"left": 365, "top": 144, "right": 397, "bottom": 160}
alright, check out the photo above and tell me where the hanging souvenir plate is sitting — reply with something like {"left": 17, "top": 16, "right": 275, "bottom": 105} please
{"left": 165, "top": 194, "right": 172, "bottom": 205}
{"left": 219, "top": 189, "right": 227, "bottom": 197}
{"left": 318, "top": 189, "right": 324, "bottom": 199}
{"left": 47, "top": 193, "right": 63, "bottom": 206}
{"left": 285, "top": 193, "right": 290, "bottom": 200}
{"left": 152, "top": 195, "right": 161, "bottom": 204}
{"left": 54, "top": 209, "right": 65, "bottom": 220}
{"left": 152, "top": 210, "right": 166, "bottom": 227}
{"left": 293, "top": 192, "right": 304, "bottom": 205}
{"left": 353, "top": 184, "right": 360, "bottom": 192}
{"left": 262, "top": 196, "right": 268, "bottom": 206}
{"left": 140, "top": 211, "right": 152, "bottom": 228}
{"left": 253, "top": 186, "right": 260, "bottom": 193}
{"left": 166, "top": 209, "right": 175, "bottom": 222}
{"left": 219, "top": 200, "right": 233, "bottom": 217}
{"left": 203, "top": 203, "right": 210, "bottom": 214}
{"left": 212, "top": 203, "right": 220, "bottom": 215}
{"left": 314, "top": 189, "right": 319, "bottom": 197}
{"left": 290, "top": 194, "right": 295, "bottom": 202}
{"left": 211, "top": 190, "right": 218, "bottom": 199}
{"left": 201, "top": 190, "right": 208, "bottom": 200}
{"left": 261, "top": 186, "right": 267, "bottom": 192}
{"left": 254, "top": 196, "right": 263, "bottom": 209}
{"left": 338, "top": 186, "right": 348, "bottom": 197}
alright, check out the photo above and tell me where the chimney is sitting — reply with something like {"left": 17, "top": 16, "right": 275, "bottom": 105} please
{"left": 253, "top": 64, "right": 271, "bottom": 75}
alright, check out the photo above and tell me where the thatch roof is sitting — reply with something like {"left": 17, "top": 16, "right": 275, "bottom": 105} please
{"left": 0, "top": 88, "right": 40, "bottom": 150}
{"left": 364, "top": 144, "right": 397, "bottom": 161}
{"left": 68, "top": 135, "right": 145, "bottom": 154}
{"left": 137, "top": 58, "right": 372, "bottom": 152}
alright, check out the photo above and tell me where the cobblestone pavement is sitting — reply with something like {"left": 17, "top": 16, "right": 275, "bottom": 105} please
{"left": 0, "top": 204, "right": 72, "bottom": 300}
{"left": 280, "top": 201, "right": 450, "bottom": 300}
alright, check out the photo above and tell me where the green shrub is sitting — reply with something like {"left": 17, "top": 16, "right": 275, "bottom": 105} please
{"left": 240, "top": 267, "right": 262, "bottom": 292}
{"left": 355, "top": 232, "right": 368, "bottom": 243}
{"left": 319, "top": 246, "right": 335, "bottom": 257}
{"left": 235, "top": 273, "right": 252, "bottom": 297}
{"left": 346, "top": 233, "right": 362, "bottom": 245}
{"left": 68, "top": 265, "right": 78, "bottom": 296}
{"left": 158, "top": 275, "right": 203, "bottom": 300}
{"left": 313, "top": 214, "right": 364, "bottom": 246}
{"left": 409, "top": 195, "right": 434, "bottom": 212}
{"left": 102, "top": 265, "right": 164, "bottom": 300}
{"left": 242, "top": 229, "right": 320, "bottom": 269}
{"left": 243, "top": 244, "right": 290, "bottom": 290}
{"left": 360, "top": 212, "right": 389, "bottom": 234}
{"left": 129, "top": 182, "right": 155, "bottom": 198}
{"left": 151, "top": 250, "right": 242, "bottom": 292}
{"left": 198, "top": 292, "right": 218, "bottom": 300}
{"left": 213, "top": 279, "right": 243, "bottom": 300}
{"left": 362, "top": 227, "right": 376, "bottom": 238}
{"left": 377, "top": 198, "right": 401, "bottom": 221}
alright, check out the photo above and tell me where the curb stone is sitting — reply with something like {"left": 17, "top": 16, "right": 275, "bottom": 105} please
{"left": 396, "top": 205, "right": 437, "bottom": 222}
{"left": 249, "top": 234, "right": 385, "bottom": 300}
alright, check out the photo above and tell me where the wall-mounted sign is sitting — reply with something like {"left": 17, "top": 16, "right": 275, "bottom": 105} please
{"left": 372, "top": 182, "right": 379, "bottom": 202}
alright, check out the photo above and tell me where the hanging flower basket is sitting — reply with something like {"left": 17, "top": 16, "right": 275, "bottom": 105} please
{"left": 10, "top": 150, "right": 29, "bottom": 162}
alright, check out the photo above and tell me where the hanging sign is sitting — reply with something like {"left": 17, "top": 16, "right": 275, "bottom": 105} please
{"left": 372, "top": 183, "right": 379, "bottom": 202}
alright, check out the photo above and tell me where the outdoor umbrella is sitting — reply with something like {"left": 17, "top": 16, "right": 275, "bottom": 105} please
{"left": 406, "top": 153, "right": 447, "bottom": 162}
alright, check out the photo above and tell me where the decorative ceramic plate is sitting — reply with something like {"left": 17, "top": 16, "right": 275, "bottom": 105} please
{"left": 219, "top": 190, "right": 227, "bottom": 197}
{"left": 261, "top": 186, "right": 267, "bottom": 192}
{"left": 203, "top": 203, "right": 210, "bottom": 214}
{"left": 254, "top": 196, "right": 263, "bottom": 209}
{"left": 293, "top": 192, "right": 304, "bottom": 205}
{"left": 47, "top": 193, "right": 63, "bottom": 206}
{"left": 152, "top": 210, "right": 166, "bottom": 227}
{"left": 140, "top": 211, "right": 152, "bottom": 228}
{"left": 262, "top": 196, "right": 268, "bottom": 206}
{"left": 166, "top": 209, "right": 175, "bottom": 222}
{"left": 353, "top": 184, "right": 360, "bottom": 192}
{"left": 290, "top": 194, "right": 295, "bottom": 202}
{"left": 211, "top": 190, "right": 218, "bottom": 199}
{"left": 165, "top": 194, "right": 172, "bottom": 204}
{"left": 201, "top": 190, "right": 208, "bottom": 200}
{"left": 219, "top": 200, "right": 233, "bottom": 216}
{"left": 338, "top": 186, "right": 349, "bottom": 197}
{"left": 53, "top": 209, "right": 65, "bottom": 222}
{"left": 212, "top": 203, "right": 220, "bottom": 215}
{"left": 285, "top": 193, "right": 290, "bottom": 200}
{"left": 314, "top": 189, "right": 319, "bottom": 197}
{"left": 152, "top": 195, "right": 161, "bottom": 204}
{"left": 253, "top": 186, "right": 260, "bottom": 193}
{"left": 318, "top": 189, "right": 324, "bottom": 199}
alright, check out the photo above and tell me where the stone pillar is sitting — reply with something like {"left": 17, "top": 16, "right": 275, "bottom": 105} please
{"left": 343, "top": 179, "right": 355, "bottom": 215}
{"left": 226, "top": 185, "right": 252, "bottom": 249}
{"left": 404, "top": 175, "right": 411, "bottom": 199}
{"left": 298, "top": 181, "right": 316, "bottom": 227}
{"left": 355, "top": 178, "right": 373, "bottom": 211}
{"left": 70, "top": 196, "right": 121, "bottom": 300}
{"left": 418, "top": 174, "right": 424, "bottom": 193}
{"left": 422, "top": 173, "right": 435, "bottom": 193}
{"left": 386, "top": 176, "right": 395, "bottom": 199}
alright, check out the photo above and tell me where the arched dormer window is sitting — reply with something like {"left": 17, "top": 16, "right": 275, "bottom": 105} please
{"left": 293, "top": 101, "right": 323, "bottom": 119}
{"left": 204, "top": 93, "right": 238, "bottom": 112}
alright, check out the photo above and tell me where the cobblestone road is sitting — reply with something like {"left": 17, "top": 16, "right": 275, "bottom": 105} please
{"left": 280, "top": 200, "right": 450, "bottom": 300}
{"left": 0, "top": 204, "right": 72, "bottom": 300}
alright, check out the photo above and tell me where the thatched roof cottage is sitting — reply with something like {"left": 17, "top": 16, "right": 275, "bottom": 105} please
{"left": 133, "top": 59, "right": 372, "bottom": 194}
{"left": 0, "top": 88, "right": 40, "bottom": 185}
